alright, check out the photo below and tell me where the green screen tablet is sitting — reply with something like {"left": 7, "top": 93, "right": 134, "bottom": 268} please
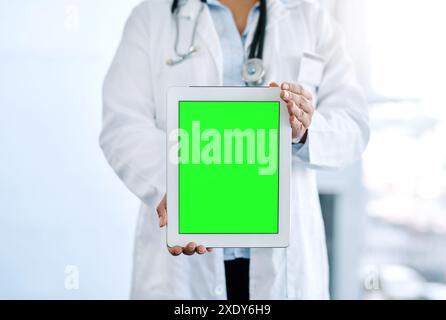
{"left": 167, "top": 87, "right": 290, "bottom": 248}
{"left": 178, "top": 101, "right": 280, "bottom": 234}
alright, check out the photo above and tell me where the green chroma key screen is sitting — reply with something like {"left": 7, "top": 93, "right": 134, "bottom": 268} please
{"left": 178, "top": 101, "right": 280, "bottom": 234}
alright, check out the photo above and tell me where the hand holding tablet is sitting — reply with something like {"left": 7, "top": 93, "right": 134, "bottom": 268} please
{"left": 271, "top": 81, "right": 315, "bottom": 144}
{"left": 157, "top": 195, "right": 212, "bottom": 255}
{"left": 162, "top": 84, "right": 314, "bottom": 254}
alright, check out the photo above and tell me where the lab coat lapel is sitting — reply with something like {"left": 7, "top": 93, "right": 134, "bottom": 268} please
{"left": 178, "top": 0, "right": 223, "bottom": 83}
{"left": 196, "top": 6, "right": 223, "bottom": 83}
{"left": 243, "top": 0, "right": 289, "bottom": 55}
{"left": 267, "top": 0, "right": 290, "bottom": 29}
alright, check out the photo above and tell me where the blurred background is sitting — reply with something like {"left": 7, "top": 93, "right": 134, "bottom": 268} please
{"left": 1, "top": 0, "right": 445, "bottom": 299}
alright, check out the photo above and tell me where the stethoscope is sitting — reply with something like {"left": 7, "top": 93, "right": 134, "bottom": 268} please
{"left": 166, "top": 0, "right": 267, "bottom": 86}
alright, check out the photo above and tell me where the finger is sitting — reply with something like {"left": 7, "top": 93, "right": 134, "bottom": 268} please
{"left": 158, "top": 211, "right": 167, "bottom": 228}
{"left": 290, "top": 115, "right": 299, "bottom": 139}
{"left": 196, "top": 245, "right": 207, "bottom": 255}
{"left": 168, "top": 246, "right": 183, "bottom": 256}
{"left": 296, "top": 93, "right": 314, "bottom": 115}
{"left": 286, "top": 100, "right": 298, "bottom": 118}
{"left": 282, "top": 90, "right": 314, "bottom": 115}
{"left": 288, "top": 101, "right": 311, "bottom": 128}
{"left": 206, "top": 248, "right": 213, "bottom": 253}
{"left": 290, "top": 115, "right": 304, "bottom": 140}
{"left": 157, "top": 204, "right": 167, "bottom": 228}
{"left": 297, "top": 107, "right": 312, "bottom": 128}
{"left": 269, "top": 81, "right": 279, "bottom": 88}
{"left": 183, "top": 242, "right": 197, "bottom": 256}
{"left": 281, "top": 82, "right": 313, "bottom": 102}
{"left": 281, "top": 89, "right": 301, "bottom": 104}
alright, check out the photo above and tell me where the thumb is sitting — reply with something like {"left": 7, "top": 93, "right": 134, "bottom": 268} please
{"left": 156, "top": 196, "right": 167, "bottom": 228}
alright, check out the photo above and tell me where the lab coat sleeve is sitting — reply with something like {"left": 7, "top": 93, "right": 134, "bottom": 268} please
{"left": 100, "top": 5, "right": 166, "bottom": 206}
{"left": 294, "top": 7, "right": 370, "bottom": 168}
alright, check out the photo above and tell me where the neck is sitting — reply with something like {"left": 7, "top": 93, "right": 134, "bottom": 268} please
{"left": 219, "top": 0, "right": 259, "bottom": 34}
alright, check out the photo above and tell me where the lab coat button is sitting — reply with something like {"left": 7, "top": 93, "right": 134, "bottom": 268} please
{"left": 214, "top": 285, "right": 224, "bottom": 296}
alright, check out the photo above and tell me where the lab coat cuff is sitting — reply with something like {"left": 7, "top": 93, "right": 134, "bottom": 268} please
{"left": 302, "top": 110, "right": 349, "bottom": 168}
{"left": 292, "top": 141, "right": 310, "bottom": 163}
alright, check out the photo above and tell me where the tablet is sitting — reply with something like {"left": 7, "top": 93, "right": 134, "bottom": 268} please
{"left": 166, "top": 87, "right": 290, "bottom": 248}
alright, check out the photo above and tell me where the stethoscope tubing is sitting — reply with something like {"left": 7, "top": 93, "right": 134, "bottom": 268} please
{"left": 167, "top": 0, "right": 267, "bottom": 86}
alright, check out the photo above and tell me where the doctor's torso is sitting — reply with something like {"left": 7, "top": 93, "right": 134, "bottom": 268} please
{"left": 143, "top": 0, "right": 322, "bottom": 131}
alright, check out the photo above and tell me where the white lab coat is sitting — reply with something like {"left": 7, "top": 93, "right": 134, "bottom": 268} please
{"left": 100, "top": 0, "right": 369, "bottom": 299}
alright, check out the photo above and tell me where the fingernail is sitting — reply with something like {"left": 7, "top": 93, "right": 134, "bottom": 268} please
{"left": 282, "top": 91, "right": 288, "bottom": 99}
{"left": 282, "top": 83, "right": 289, "bottom": 90}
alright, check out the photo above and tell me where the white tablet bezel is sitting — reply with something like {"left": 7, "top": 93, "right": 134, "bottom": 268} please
{"left": 166, "top": 87, "right": 290, "bottom": 248}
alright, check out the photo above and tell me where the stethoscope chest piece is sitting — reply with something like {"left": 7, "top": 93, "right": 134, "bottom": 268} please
{"left": 242, "top": 58, "right": 265, "bottom": 86}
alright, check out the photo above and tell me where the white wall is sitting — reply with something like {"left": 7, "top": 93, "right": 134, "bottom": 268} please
{"left": 0, "top": 0, "right": 141, "bottom": 299}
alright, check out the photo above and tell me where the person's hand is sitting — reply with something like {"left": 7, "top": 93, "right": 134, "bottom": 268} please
{"left": 270, "top": 82, "right": 315, "bottom": 143}
{"left": 157, "top": 194, "right": 213, "bottom": 256}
